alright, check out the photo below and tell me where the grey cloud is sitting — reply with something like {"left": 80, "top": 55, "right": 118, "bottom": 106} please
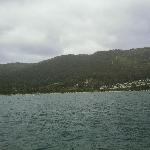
{"left": 0, "top": 0, "right": 149, "bottom": 63}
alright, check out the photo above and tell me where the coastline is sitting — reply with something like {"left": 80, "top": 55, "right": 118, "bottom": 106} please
{"left": 0, "top": 89, "right": 149, "bottom": 96}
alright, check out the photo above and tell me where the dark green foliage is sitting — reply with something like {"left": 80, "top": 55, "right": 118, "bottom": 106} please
{"left": 0, "top": 47, "right": 150, "bottom": 94}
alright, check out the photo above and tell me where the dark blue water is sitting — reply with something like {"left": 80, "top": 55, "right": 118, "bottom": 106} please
{"left": 0, "top": 91, "right": 150, "bottom": 150}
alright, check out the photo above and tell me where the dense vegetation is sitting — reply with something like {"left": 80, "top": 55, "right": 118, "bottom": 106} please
{"left": 0, "top": 47, "right": 150, "bottom": 94}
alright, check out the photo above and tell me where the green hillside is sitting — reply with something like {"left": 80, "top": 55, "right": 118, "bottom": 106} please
{"left": 0, "top": 47, "right": 150, "bottom": 94}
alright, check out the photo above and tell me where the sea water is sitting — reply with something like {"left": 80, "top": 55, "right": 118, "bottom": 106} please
{"left": 0, "top": 91, "right": 150, "bottom": 150}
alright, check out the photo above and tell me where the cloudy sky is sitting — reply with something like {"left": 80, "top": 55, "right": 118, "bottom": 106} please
{"left": 0, "top": 0, "right": 150, "bottom": 63}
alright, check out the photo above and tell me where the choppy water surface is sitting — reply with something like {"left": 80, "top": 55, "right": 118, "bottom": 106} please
{"left": 0, "top": 91, "right": 150, "bottom": 150}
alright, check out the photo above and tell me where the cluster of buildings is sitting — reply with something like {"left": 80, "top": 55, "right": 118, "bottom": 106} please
{"left": 52, "top": 78, "right": 150, "bottom": 92}
{"left": 99, "top": 79, "right": 150, "bottom": 91}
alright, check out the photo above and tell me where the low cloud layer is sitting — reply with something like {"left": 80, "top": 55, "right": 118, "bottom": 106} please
{"left": 0, "top": 0, "right": 150, "bottom": 63}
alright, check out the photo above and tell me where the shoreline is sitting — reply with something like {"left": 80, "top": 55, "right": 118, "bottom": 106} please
{"left": 0, "top": 89, "right": 149, "bottom": 96}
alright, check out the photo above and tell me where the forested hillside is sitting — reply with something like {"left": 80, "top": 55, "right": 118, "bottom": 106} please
{"left": 0, "top": 47, "right": 150, "bottom": 94}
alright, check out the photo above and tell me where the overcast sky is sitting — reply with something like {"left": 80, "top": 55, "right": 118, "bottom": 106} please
{"left": 0, "top": 0, "right": 150, "bottom": 63}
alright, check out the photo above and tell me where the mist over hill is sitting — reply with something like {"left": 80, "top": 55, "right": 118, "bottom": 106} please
{"left": 0, "top": 47, "right": 150, "bottom": 94}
